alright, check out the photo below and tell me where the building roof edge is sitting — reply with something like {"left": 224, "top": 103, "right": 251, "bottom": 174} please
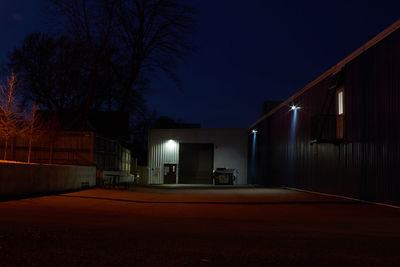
{"left": 249, "top": 18, "right": 400, "bottom": 129}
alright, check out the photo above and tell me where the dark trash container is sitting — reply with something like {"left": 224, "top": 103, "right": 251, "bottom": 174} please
{"left": 213, "top": 168, "right": 235, "bottom": 185}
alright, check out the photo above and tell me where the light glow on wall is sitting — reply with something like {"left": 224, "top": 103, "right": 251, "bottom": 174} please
{"left": 250, "top": 128, "right": 257, "bottom": 183}
{"left": 166, "top": 139, "right": 177, "bottom": 150}
{"left": 288, "top": 105, "right": 299, "bottom": 186}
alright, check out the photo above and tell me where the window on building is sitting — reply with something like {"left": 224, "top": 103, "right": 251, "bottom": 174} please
{"left": 338, "top": 91, "right": 344, "bottom": 115}
{"left": 336, "top": 88, "right": 345, "bottom": 139}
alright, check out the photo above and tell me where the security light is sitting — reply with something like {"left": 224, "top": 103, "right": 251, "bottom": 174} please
{"left": 290, "top": 105, "right": 300, "bottom": 111}
{"left": 166, "top": 139, "right": 177, "bottom": 150}
{"left": 252, "top": 129, "right": 258, "bottom": 134}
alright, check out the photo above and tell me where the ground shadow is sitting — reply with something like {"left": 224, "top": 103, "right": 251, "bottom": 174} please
{"left": 58, "top": 194, "right": 368, "bottom": 206}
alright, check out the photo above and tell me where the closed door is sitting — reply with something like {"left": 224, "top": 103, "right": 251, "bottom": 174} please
{"left": 179, "top": 143, "right": 213, "bottom": 184}
{"left": 164, "top": 164, "right": 177, "bottom": 184}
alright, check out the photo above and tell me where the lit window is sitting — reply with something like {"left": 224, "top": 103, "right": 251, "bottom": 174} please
{"left": 338, "top": 91, "right": 344, "bottom": 115}
{"left": 336, "top": 88, "right": 345, "bottom": 139}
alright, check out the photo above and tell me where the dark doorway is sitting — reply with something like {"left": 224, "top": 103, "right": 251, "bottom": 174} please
{"left": 179, "top": 143, "right": 214, "bottom": 184}
{"left": 164, "top": 164, "right": 177, "bottom": 184}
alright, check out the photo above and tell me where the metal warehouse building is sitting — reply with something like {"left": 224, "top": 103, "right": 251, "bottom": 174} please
{"left": 249, "top": 19, "right": 400, "bottom": 206}
{"left": 148, "top": 128, "right": 247, "bottom": 184}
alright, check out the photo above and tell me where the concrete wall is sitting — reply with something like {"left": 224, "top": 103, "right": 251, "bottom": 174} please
{"left": 149, "top": 128, "right": 248, "bottom": 184}
{"left": 0, "top": 162, "right": 96, "bottom": 199}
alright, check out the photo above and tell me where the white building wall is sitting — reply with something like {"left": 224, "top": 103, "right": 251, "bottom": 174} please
{"left": 148, "top": 128, "right": 248, "bottom": 184}
{"left": 149, "top": 139, "right": 179, "bottom": 184}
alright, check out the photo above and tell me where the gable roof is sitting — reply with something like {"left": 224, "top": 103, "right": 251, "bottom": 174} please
{"left": 249, "top": 18, "right": 400, "bottom": 129}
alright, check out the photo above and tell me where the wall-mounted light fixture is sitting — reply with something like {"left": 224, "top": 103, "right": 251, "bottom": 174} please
{"left": 290, "top": 105, "right": 301, "bottom": 111}
{"left": 166, "top": 139, "right": 177, "bottom": 150}
{"left": 252, "top": 129, "right": 258, "bottom": 134}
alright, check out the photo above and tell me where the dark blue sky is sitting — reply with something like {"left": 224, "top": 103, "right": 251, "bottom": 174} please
{"left": 1, "top": 0, "right": 400, "bottom": 128}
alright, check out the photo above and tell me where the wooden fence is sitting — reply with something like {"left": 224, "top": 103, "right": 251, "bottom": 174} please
{"left": 0, "top": 131, "right": 132, "bottom": 175}
{"left": 0, "top": 131, "right": 94, "bottom": 166}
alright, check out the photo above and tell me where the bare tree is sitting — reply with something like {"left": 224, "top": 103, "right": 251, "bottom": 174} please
{"left": 24, "top": 103, "right": 44, "bottom": 163}
{"left": 8, "top": 33, "right": 88, "bottom": 111}
{"left": 0, "top": 73, "right": 23, "bottom": 160}
{"left": 47, "top": 0, "right": 118, "bottom": 127}
{"left": 114, "top": 0, "right": 196, "bottom": 112}
{"left": 47, "top": 0, "right": 195, "bottom": 114}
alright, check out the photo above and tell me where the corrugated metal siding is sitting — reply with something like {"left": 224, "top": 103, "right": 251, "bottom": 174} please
{"left": 94, "top": 136, "right": 131, "bottom": 172}
{"left": 251, "top": 27, "right": 400, "bottom": 206}
{"left": 148, "top": 139, "right": 179, "bottom": 184}
{"left": 149, "top": 129, "right": 248, "bottom": 184}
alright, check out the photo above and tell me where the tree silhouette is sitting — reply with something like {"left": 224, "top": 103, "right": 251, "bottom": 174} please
{"left": 8, "top": 33, "right": 92, "bottom": 111}
{"left": 47, "top": 0, "right": 195, "bottom": 114}
{"left": 113, "top": 0, "right": 196, "bottom": 112}
{"left": 47, "top": 0, "right": 119, "bottom": 127}
{"left": 5, "top": 0, "right": 196, "bottom": 164}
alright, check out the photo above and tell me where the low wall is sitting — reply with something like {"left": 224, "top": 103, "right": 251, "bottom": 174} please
{"left": 0, "top": 162, "right": 96, "bottom": 199}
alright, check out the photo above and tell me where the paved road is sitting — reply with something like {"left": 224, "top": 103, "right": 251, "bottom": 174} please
{"left": 0, "top": 187, "right": 399, "bottom": 266}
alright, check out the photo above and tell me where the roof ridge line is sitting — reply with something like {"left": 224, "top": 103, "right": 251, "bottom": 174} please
{"left": 249, "top": 17, "right": 400, "bottom": 129}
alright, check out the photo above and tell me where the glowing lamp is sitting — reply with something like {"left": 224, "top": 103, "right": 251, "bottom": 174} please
{"left": 166, "top": 139, "right": 177, "bottom": 150}
{"left": 252, "top": 129, "right": 258, "bottom": 134}
{"left": 290, "top": 105, "right": 300, "bottom": 111}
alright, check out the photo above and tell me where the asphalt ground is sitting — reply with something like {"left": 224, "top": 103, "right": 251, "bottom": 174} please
{"left": 0, "top": 187, "right": 399, "bottom": 266}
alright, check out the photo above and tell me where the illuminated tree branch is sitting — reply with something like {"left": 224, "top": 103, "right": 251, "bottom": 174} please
{"left": 0, "top": 72, "right": 24, "bottom": 160}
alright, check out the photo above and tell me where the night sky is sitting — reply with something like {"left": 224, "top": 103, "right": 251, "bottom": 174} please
{"left": 1, "top": 0, "right": 400, "bottom": 128}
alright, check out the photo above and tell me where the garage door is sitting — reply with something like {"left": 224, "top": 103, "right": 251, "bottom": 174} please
{"left": 178, "top": 143, "right": 214, "bottom": 184}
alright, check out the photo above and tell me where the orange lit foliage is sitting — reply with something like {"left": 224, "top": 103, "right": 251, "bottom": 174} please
{"left": 0, "top": 73, "right": 24, "bottom": 160}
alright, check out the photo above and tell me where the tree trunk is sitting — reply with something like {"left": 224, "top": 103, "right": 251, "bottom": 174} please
{"left": 49, "top": 141, "right": 53, "bottom": 164}
{"left": 4, "top": 138, "right": 8, "bottom": 160}
{"left": 119, "top": 66, "right": 139, "bottom": 112}
{"left": 28, "top": 135, "right": 32, "bottom": 163}
{"left": 11, "top": 138, "right": 15, "bottom": 161}
{"left": 81, "top": 59, "right": 99, "bottom": 130}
